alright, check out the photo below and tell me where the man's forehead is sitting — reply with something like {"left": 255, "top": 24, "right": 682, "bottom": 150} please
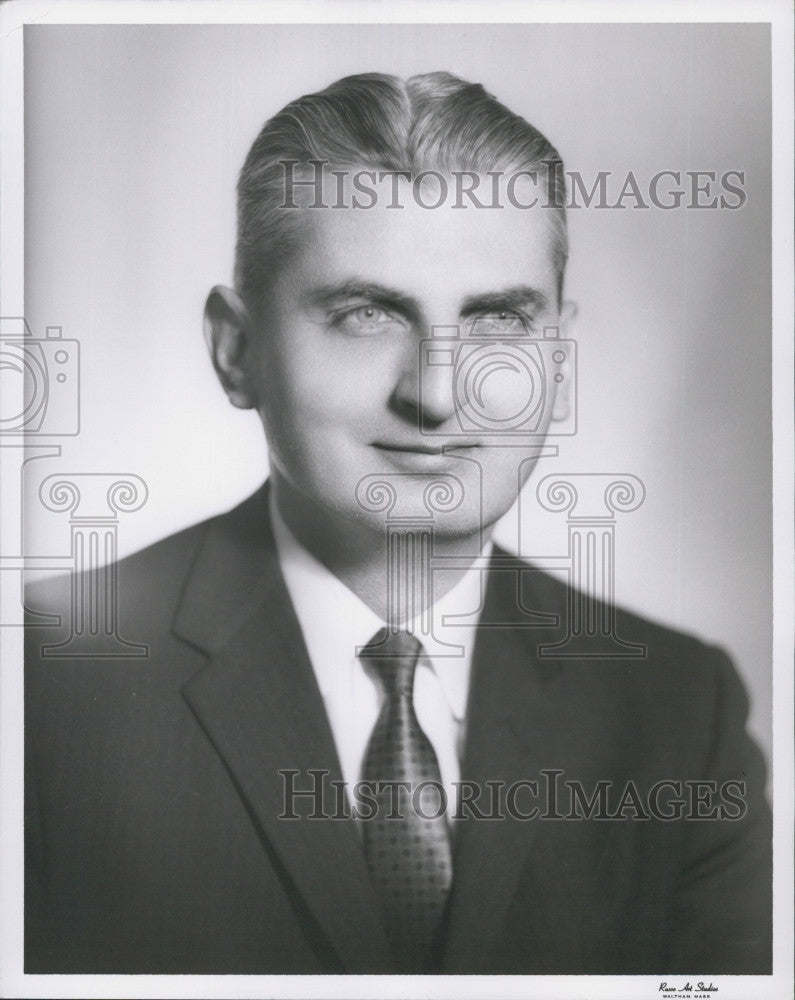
{"left": 279, "top": 170, "right": 559, "bottom": 303}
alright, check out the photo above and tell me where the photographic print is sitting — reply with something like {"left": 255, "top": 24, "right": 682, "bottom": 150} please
{"left": 1, "top": 3, "right": 791, "bottom": 999}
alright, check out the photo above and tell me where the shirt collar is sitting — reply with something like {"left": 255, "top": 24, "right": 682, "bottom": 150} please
{"left": 270, "top": 492, "right": 490, "bottom": 723}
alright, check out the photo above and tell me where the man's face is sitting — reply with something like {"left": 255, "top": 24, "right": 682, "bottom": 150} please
{"left": 245, "top": 175, "right": 572, "bottom": 540}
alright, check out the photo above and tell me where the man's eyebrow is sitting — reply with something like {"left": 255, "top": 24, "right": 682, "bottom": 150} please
{"left": 459, "top": 285, "right": 550, "bottom": 315}
{"left": 304, "top": 279, "right": 420, "bottom": 315}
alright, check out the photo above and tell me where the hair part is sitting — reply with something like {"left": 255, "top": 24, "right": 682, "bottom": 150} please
{"left": 235, "top": 71, "right": 568, "bottom": 314}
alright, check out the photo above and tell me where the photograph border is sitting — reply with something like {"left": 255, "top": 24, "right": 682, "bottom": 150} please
{"left": 1, "top": 2, "right": 792, "bottom": 999}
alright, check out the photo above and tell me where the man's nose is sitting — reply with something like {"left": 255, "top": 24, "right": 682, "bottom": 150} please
{"left": 392, "top": 339, "right": 457, "bottom": 428}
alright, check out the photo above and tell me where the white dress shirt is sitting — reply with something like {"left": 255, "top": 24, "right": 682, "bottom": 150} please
{"left": 270, "top": 496, "right": 490, "bottom": 820}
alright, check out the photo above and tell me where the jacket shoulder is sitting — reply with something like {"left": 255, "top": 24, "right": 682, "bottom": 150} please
{"left": 514, "top": 554, "right": 746, "bottom": 699}
{"left": 25, "top": 515, "right": 211, "bottom": 622}
{"left": 25, "top": 485, "right": 268, "bottom": 622}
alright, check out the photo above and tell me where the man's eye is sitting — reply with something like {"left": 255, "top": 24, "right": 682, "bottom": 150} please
{"left": 469, "top": 311, "right": 530, "bottom": 336}
{"left": 332, "top": 304, "right": 400, "bottom": 335}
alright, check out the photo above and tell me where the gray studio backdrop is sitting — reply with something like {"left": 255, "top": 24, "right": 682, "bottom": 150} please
{"left": 22, "top": 23, "right": 771, "bottom": 754}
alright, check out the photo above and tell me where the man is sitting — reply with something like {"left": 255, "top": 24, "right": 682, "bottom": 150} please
{"left": 25, "top": 72, "right": 771, "bottom": 975}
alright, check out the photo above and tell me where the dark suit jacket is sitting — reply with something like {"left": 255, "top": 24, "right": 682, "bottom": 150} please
{"left": 25, "top": 484, "right": 772, "bottom": 974}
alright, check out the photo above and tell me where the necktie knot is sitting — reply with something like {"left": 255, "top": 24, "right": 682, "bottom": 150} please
{"left": 360, "top": 628, "right": 423, "bottom": 699}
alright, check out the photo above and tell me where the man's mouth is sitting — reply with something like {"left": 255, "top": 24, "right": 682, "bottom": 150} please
{"left": 373, "top": 441, "right": 481, "bottom": 455}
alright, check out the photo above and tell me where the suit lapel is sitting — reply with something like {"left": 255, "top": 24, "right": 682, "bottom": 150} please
{"left": 441, "top": 556, "right": 570, "bottom": 972}
{"left": 174, "top": 485, "right": 391, "bottom": 972}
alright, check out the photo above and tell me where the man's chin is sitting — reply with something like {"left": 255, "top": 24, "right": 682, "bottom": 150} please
{"left": 429, "top": 506, "right": 505, "bottom": 542}
{"left": 349, "top": 498, "right": 502, "bottom": 545}
{"left": 278, "top": 461, "right": 507, "bottom": 546}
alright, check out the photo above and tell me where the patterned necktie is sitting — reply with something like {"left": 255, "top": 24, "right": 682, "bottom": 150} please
{"left": 359, "top": 629, "right": 453, "bottom": 972}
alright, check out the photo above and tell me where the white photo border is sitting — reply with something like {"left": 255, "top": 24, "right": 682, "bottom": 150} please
{"left": 1, "top": 2, "right": 792, "bottom": 999}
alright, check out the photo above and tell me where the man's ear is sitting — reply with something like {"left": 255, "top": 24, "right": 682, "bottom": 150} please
{"left": 203, "top": 285, "right": 258, "bottom": 409}
{"left": 551, "top": 299, "right": 578, "bottom": 423}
